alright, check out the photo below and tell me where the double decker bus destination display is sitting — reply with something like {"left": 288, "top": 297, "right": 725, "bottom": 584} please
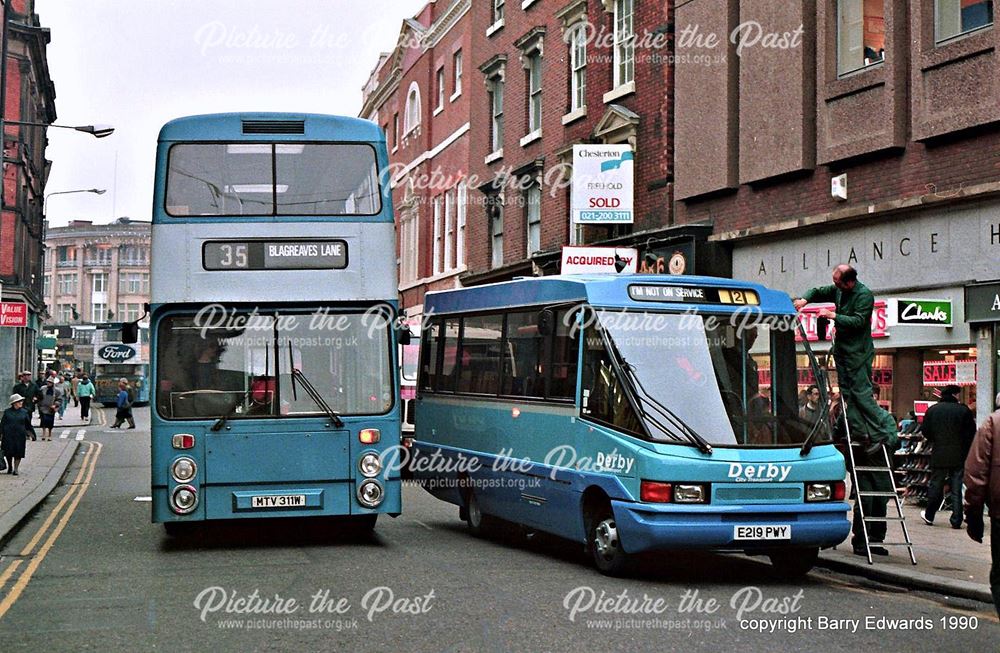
{"left": 203, "top": 240, "right": 348, "bottom": 271}
{"left": 627, "top": 284, "right": 760, "bottom": 305}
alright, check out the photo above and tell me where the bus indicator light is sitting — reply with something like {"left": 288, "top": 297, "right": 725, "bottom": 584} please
{"left": 172, "top": 434, "right": 195, "bottom": 449}
{"left": 359, "top": 429, "right": 380, "bottom": 444}
{"left": 511, "top": 407, "right": 521, "bottom": 419}
{"left": 640, "top": 481, "right": 673, "bottom": 503}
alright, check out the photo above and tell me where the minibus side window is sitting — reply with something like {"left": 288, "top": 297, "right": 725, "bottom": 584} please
{"left": 456, "top": 314, "right": 503, "bottom": 394}
{"left": 501, "top": 311, "right": 545, "bottom": 398}
{"left": 419, "top": 319, "right": 441, "bottom": 393}
{"left": 439, "top": 318, "right": 462, "bottom": 392}
{"left": 547, "top": 308, "right": 579, "bottom": 400}
{"left": 580, "top": 323, "right": 644, "bottom": 438}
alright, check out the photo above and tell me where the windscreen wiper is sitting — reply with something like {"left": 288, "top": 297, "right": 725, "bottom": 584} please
{"left": 210, "top": 386, "right": 255, "bottom": 432}
{"left": 291, "top": 368, "right": 344, "bottom": 427}
{"left": 620, "top": 360, "right": 714, "bottom": 455}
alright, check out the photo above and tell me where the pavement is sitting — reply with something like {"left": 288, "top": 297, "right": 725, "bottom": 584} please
{"left": 0, "top": 408, "right": 994, "bottom": 606}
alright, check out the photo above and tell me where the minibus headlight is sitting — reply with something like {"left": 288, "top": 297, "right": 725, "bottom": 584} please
{"left": 673, "top": 484, "right": 708, "bottom": 503}
{"left": 171, "top": 485, "right": 198, "bottom": 514}
{"left": 357, "top": 480, "right": 384, "bottom": 508}
{"left": 359, "top": 453, "right": 382, "bottom": 478}
{"left": 806, "top": 482, "right": 833, "bottom": 502}
{"left": 171, "top": 457, "right": 197, "bottom": 482}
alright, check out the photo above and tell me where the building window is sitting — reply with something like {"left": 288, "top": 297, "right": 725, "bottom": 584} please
{"left": 489, "top": 194, "right": 504, "bottom": 269}
{"left": 527, "top": 52, "right": 543, "bottom": 134}
{"left": 456, "top": 181, "right": 467, "bottom": 267}
{"left": 91, "top": 302, "right": 107, "bottom": 322}
{"left": 837, "top": 0, "right": 886, "bottom": 76}
{"left": 57, "top": 273, "right": 77, "bottom": 296}
{"left": 492, "top": 0, "right": 505, "bottom": 26}
{"left": 936, "top": 0, "right": 993, "bottom": 42}
{"left": 119, "top": 245, "right": 149, "bottom": 265}
{"left": 436, "top": 67, "right": 445, "bottom": 111}
{"left": 43, "top": 275, "right": 51, "bottom": 297}
{"left": 119, "top": 271, "right": 149, "bottom": 294}
{"left": 570, "top": 24, "right": 588, "bottom": 111}
{"left": 400, "top": 213, "right": 419, "bottom": 283}
{"left": 453, "top": 50, "right": 463, "bottom": 98}
{"left": 58, "top": 304, "right": 74, "bottom": 323}
{"left": 404, "top": 82, "right": 421, "bottom": 135}
{"left": 613, "top": 0, "right": 635, "bottom": 88}
{"left": 444, "top": 189, "right": 455, "bottom": 271}
{"left": 117, "top": 303, "right": 142, "bottom": 322}
{"left": 489, "top": 76, "right": 505, "bottom": 153}
{"left": 392, "top": 113, "right": 400, "bottom": 151}
{"left": 525, "top": 181, "right": 542, "bottom": 256}
{"left": 432, "top": 196, "right": 443, "bottom": 275}
{"left": 92, "top": 273, "right": 107, "bottom": 294}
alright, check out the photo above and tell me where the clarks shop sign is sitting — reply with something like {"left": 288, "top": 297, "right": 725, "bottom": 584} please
{"left": 886, "top": 298, "right": 952, "bottom": 327}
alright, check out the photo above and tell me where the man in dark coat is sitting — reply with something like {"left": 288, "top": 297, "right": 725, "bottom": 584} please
{"left": 793, "top": 265, "right": 898, "bottom": 453}
{"left": 12, "top": 370, "right": 37, "bottom": 420}
{"left": 921, "top": 385, "right": 977, "bottom": 528}
{"left": 964, "top": 392, "right": 1000, "bottom": 618}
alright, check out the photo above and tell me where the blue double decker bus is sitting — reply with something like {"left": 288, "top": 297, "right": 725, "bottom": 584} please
{"left": 148, "top": 113, "right": 402, "bottom": 534}
{"left": 414, "top": 275, "right": 850, "bottom": 576}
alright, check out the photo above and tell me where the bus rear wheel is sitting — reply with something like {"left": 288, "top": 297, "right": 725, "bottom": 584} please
{"left": 768, "top": 547, "right": 818, "bottom": 578}
{"left": 464, "top": 488, "right": 498, "bottom": 537}
{"left": 588, "top": 505, "right": 631, "bottom": 576}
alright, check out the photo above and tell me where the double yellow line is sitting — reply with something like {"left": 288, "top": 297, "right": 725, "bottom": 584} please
{"left": 0, "top": 440, "right": 103, "bottom": 619}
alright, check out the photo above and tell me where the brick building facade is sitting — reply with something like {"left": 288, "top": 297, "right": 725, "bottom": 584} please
{"left": 672, "top": 0, "right": 1000, "bottom": 419}
{"left": 361, "top": 0, "right": 473, "bottom": 320}
{"left": 1, "top": 0, "right": 56, "bottom": 384}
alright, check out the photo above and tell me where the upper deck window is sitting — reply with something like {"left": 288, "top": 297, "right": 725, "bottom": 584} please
{"left": 165, "top": 143, "right": 381, "bottom": 217}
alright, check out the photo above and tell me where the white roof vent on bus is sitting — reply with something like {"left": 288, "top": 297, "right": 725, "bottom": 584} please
{"left": 241, "top": 120, "right": 305, "bottom": 135}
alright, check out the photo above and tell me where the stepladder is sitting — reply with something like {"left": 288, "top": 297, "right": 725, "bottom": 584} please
{"left": 840, "top": 396, "right": 917, "bottom": 565}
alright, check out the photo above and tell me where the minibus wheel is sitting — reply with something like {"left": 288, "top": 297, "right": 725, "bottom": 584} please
{"left": 464, "top": 489, "right": 498, "bottom": 537}
{"left": 588, "top": 505, "right": 631, "bottom": 576}
{"left": 768, "top": 547, "right": 818, "bottom": 578}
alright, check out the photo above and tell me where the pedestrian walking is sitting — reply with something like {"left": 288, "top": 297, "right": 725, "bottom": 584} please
{"left": 55, "top": 374, "right": 71, "bottom": 420}
{"left": 963, "top": 391, "right": 1000, "bottom": 618}
{"left": 71, "top": 368, "right": 82, "bottom": 407}
{"left": 11, "top": 370, "right": 37, "bottom": 423}
{"left": 793, "top": 265, "right": 898, "bottom": 456}
{"left": 920, "top": 385, "right": 977, "bottom": 528}
{"left": 112, "top": 378, "right": 136, "bottom": 429}
{"left": 1, "top": 394, "right": 35, "bottom": 475}
{"left": 76, "top": 372, "right": 96, "bottom": 422}
{"left": 37, "top": 377, "right": 62, "bottom": 441}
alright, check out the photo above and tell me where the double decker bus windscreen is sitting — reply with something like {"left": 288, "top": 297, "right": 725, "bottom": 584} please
{"left": 165, "top": 143, "right": 381, "bottom": 217}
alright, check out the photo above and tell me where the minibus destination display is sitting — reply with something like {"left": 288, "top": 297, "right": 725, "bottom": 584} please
{"left": 627, "top": 284, "right": 760, "bottom": 305}
{"left": 203, "top": 240, "right": 348, "bottom": 271}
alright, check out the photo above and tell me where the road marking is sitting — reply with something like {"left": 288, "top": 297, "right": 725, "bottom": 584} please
{"left": 59, "top": 429, "right": 70, "bottom": 439}
{"left": 413, "top": 520, "right": 433, "bottom": 531}
{"left": 0, "top": 441, "right": 102, "bottom": 620}
{"left": 0, "top": 560, "right": 23, "bottom": 589}
{"left": 75, "top": 430, "right": 86, "bottom": 441}
{"left": 133, "top": 496, "right": 152, "bottom": 502}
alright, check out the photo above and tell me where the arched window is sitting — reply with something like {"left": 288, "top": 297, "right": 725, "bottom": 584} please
{"left": 404, "top": 82, "right": 422, "bottom": 134}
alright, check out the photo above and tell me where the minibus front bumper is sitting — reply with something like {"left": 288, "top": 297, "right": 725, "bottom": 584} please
{"left": 611, "top": 500, "right": 851, "bottom": 554}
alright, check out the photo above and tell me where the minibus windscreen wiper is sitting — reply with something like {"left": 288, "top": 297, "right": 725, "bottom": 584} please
{"left": 620, "top": 360, "right": 714, "bottom": 455}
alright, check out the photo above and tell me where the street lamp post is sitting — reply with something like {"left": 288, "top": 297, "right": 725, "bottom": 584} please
{"left": 44, "top": 188, "right": 107, "bottom": 217}
{"left": 5, "top": 120, "right": 114, "bottom": 139}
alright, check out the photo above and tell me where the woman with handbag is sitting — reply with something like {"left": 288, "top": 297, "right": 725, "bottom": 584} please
{"left": 2, "top": 394, "right": 36, "bottom": 475}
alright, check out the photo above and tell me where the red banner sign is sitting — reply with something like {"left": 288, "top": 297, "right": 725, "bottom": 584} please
{"left": 0, "top": 302, "right": 28, "bottom": 327}
{"left": 922, "top": 360, "right": 977, "bottom": 387}
{"left": 795, "top": 301, "right": 889, "bottom": 342}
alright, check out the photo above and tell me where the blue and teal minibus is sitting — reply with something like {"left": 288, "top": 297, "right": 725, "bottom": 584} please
{"left": 146, "top": 113, "right": 403, "bottom": 534}
{"left": 414, "top": 275, "right": 850, "bottom": 575}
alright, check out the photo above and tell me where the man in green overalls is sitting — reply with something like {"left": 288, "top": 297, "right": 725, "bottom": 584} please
{"left": 794, "top": 264, "right": 899, "bottom": 555}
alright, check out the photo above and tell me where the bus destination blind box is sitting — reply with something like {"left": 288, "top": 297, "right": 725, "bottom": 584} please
{"left": 627, "top": 284, "right": 760, "bottom": 306}
{"left": 203, "top": 240, "right": 348, "bottom": 271}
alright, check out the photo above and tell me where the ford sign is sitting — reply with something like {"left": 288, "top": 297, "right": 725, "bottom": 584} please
{"left": 98, "top": 344, "right": 137, "bottom": 362}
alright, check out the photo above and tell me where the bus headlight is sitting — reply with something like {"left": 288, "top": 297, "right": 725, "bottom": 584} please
{"left": 673, "top": 484, "right": 708, "bottom": 503}
{"left": 171, "top": 457, "right": 197, "bottom": 483}
{"left": 358, "top": 453, "right": 381, "bottom": 478}
{"left": 806, "top": 481, "right": 846, "bottom": 502}
{"left": 171, "top": 485, "right": 198, "bottom": 514}
{"left": 357, "top": 480, "right": 384, "bottom": 508}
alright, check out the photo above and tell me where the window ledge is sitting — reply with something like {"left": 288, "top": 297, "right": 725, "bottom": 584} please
{"left": 450, "top": 90, "right": 462, "bottom": 103}
{"left": 519, "top": 129, "right": 543, "bottom": 147}
{"left": 433, "top": 105, "right": 444, "bottom": 117}
{"left": 391, "top": 146, "right": 398, "bottom": 154}
{"left": 603, "top": 81, "right": 635, "bottom": 104}
{"left": 486, "top": 19, "right": 505, "bottom": 38}
{"left": 561, "top": 106, "right": 587, "bottom": 125}
{"left": 485, "top": 149, "right": 504, "bottom": 164}
{"left": 522, "top": 0, "right": 539, "bottom": 8}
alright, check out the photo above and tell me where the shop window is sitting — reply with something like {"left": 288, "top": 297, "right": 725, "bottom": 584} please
{"left": 837, "top": 0, "right": 886, "bottom": 76}
{"left": 936, "top": 0, "right": 994, "bottom": 43}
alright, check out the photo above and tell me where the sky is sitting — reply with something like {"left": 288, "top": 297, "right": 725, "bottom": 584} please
{"left": 38, "top": 0, "right": 427, "bottom": 226}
